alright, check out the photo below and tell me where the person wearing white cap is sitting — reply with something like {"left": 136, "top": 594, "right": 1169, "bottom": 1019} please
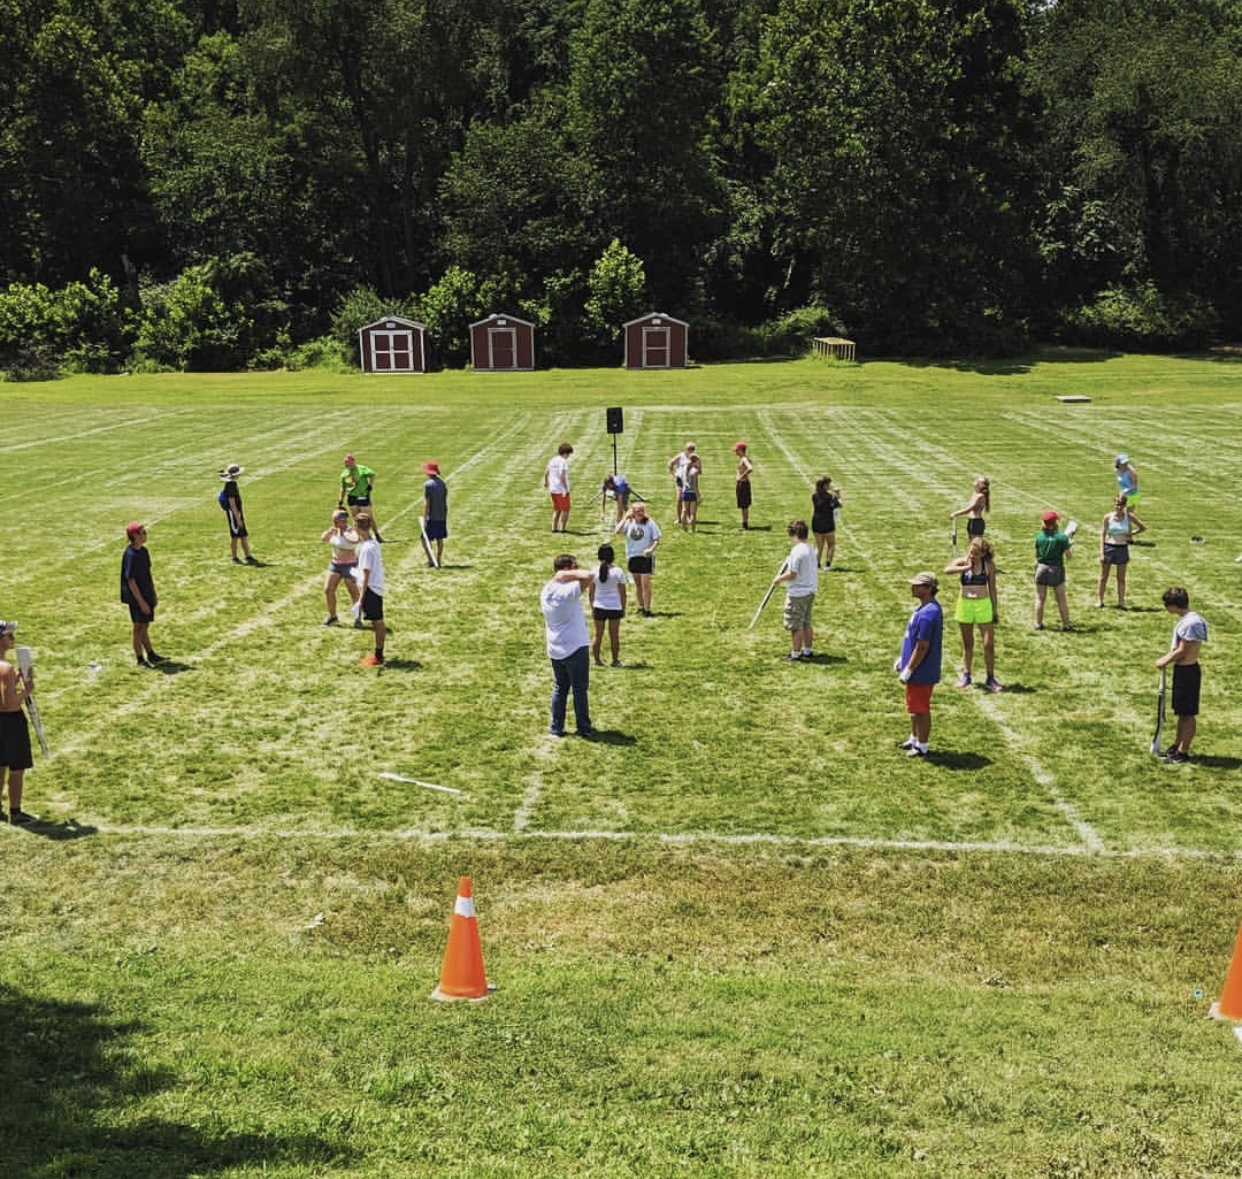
{"left": 895, "top": 572, "right": 943, "bottom": 758}
{"left": 1114, "top": 455, "right": 1140, "bottom": 507}
{"left": 0, "top": 620, "right": 36, "bottom": 824}
{"left": 217, "top": 464, "right": 256, "bottom": 564}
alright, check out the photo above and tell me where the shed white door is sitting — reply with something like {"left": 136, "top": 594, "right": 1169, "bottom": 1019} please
{"left": 489, "top": 327, "right": 517, "bottom": 369}
{"left": 372, "top": 330, "right": 415, "bottom": 372}
{"left": 643, "top": 327, "right": 671, "bottom": 368}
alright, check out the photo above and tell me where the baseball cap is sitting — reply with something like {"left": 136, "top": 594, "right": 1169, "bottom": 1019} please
{"left": 344, "top": 453, "right": 356, "bottom": 465}
{"left": 126, "top": 521, "right": 146, "bottom": 539}
{"left": 0, "top": 620, "right": 17, "bottom": 636}
{"left": 732, "top": 440, "right": 747, "bottom": 453}
{"left": 1115, "top": 454, "right": 1129, "bottom": 466}
{"left": 908, "top": 571, "right": 938, "bottom": 589}
{"left": 423, "top": 461, "right": 441, "bottom": 475}
{"left": 1041, "top": 510, "right": 1060, "bottom": 523}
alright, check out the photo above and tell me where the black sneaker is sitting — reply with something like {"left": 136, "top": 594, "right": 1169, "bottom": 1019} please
{"left": 9, "top": 809, "right": 35, "bottom": 825}
{"left": 146, "top": 652, "right": 167, "bottom": 664}
{"left": 323, "top": 616, "right": 339, "bottom": 627}
{"left": 1163, "top": 750, "right": 1189, "bottom": 764}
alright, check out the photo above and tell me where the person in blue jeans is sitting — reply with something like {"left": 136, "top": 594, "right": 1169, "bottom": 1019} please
{"left": 540, "top": 554, "right": 597, "bottom": 739}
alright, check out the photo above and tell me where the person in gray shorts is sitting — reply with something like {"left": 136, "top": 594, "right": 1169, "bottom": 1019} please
{"left": 1034, "top": 510, "right": 1073, "bottom": 631}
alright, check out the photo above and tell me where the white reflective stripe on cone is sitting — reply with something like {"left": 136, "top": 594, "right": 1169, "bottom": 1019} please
{"left": 454, "top": 895, "right": 476, "bottom": 918}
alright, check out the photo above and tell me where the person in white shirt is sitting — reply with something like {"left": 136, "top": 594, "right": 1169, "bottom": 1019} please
{"left": 544, "top": 442, "right": 574, "bottom": 533}
{"left": 353, "top": 512, "right": 386, "bottom": 667}
{"left": 1155, "top": 586, "right": 1208, "bottom": 763}
{"left": 615, "top": 503, "right": 661, "bottom": 616}
{"left": 589, "top": 543, "right": 628, "bottom": 667}
{"left": 540, "top": 554, "right": 596, "bottom": 739}
{"left": 666, "top": 441, "right": 697, "bottom": 526}
{"left": 772, "top": 519, "right": 818, "bottom": 661}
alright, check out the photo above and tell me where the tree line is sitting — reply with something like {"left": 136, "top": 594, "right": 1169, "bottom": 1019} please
{"left": 2, "top": 0, "right": 1240, "bottom": 375}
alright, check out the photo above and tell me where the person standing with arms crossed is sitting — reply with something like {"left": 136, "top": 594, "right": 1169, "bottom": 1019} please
{"left": 0, "top": 621, "right": 36, "bottom": 824}
{"left": 1155, "top": 587, "right": 1207, "bottom": 764}
{"left": 733, "top": 441, "right": 754, "bottom": 530}
{"left": 896, "top": 572, "right": 944, "bottom": 758}
{"left": 339, "top": 453, "right": 383, "bottom": 541}
{"left": 540, "top": 554, "right": 596, "bottom": 739}
{"left": 772, "top": 520, "right": 818, "bottom": 661}
{"left": 353, "top": 512, "right": 386, "bottom": 666}
{"left": 544, "top": 442, "right": 574, "bottom": 533}
{"left": 121, "top": 522, "right": 163, "bottom": 667}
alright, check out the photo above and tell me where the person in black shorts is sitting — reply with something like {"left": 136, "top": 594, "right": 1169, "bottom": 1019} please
{"left": 0, "top": 620, "right": 35, "bottom": 824}
{"left": 1155, "top": 586, "right": 1208, "bottom": 763}
{"left": 121, "top": 522, "right": 164, "bottom": 667}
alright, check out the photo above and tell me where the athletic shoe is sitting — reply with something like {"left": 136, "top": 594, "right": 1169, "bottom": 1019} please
{"left": 1162, "top": 750, "right": 1189, "bottom": 764}
{"left": 956, "top": 672, "right": 972, "bottom": 688}
{"left": 353, "top": 619, "right": 364, "bottom": 630}
{"left": 232, "top": 557, "right": 243, "bottom": 565}
{"left": 245, "top": 556, "right": 259, "bottom": 565}
{"left": 1095, "top": 601, "right": 1105, "bottom": 608}
{"left": 787, "top": 652, "right": 803, "bottom": 662}
{"left": 611, "top": 660, "right": 623, "bottom": 668}
{"left": 985, "top": 677, "right": 1003, "bottom": 693}
{"left": 577, "top": 729, "right": 598, "bottom": 741}
{"left": 549, "top": 728, "right": 565, "bottom": 738}
{"left": 359, "top": 653, "right": 385, "bottom": 667}
{"left": 323, "top": 616, "right": 339, "bottom": 627}
{"left": 906, "top": 746, "right": 929, "bottom": 758}
{"left": 9, "top": 809, "right": 35, "bottom": 825}
{"left": 147, "top": 652, "right": 167, "bottom": 664}
{"left": 136, "top": 657, "right": 150, "bottom": 668}
{"left": 897, "top": 737, "right": 916, "bottom": 750}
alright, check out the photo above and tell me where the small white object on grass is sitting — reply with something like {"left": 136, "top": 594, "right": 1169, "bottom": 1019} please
{"left": 378, "top": 771, "right": 462, "bottom": 795}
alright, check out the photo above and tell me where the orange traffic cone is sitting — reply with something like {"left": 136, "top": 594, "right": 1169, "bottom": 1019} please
{"left": 1214, "top": 923, "right": 1242, "bottom": 1021}
{"left": 430, "top": 876, "right": 492, "bottom": 1002}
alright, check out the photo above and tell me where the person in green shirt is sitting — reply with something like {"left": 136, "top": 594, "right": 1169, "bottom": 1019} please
{"left": 338, "top": 453, "right": 383, "bottom": 541}
{"left": 1034, "top": 510, "right": 1073, "bottom": 631}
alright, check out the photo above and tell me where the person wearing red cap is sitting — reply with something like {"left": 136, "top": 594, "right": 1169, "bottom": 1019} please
{"left": 120, "top": 522, "right": 164, "bottom": 667}
{"left": 421, "top": 460, "right": 448, "bottom": 567}
{"left": 338, "top": 453, "right": 383, "bottom": 541}
{"left": 1034, "top": 510, "right": 1074, "bottom": 631}
{"left": 733, "top": 441, "right": 753, "bottom": 529}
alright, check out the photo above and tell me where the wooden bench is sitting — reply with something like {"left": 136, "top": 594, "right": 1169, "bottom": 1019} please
{"left": 813, "top": 336, "right": 856, "bottom": 362}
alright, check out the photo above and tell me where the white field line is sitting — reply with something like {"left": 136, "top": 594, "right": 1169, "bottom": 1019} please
{"left": 49, "top": 415, "right": 555, "bottom": 755}
{"left": 760, "top": 406, "right": 1106, "bottom": 854}
{"left": 21, "top": 820, "right": 1239, "bottom": 862}
{"left": 0, "top": 409, "right": 196, "bottom": 455}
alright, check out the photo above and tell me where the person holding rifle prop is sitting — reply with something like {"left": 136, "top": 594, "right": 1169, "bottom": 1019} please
{"left": 0, "top": 621, "right": 37, "bottom": 824}
{"left": 772, "top": 520, "right": 818, "bottom": 661}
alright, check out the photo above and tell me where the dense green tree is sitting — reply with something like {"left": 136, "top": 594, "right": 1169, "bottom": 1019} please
{"left": 566, "top": 0, "right": 724, "bottom": 314}
{"left": 738, "top": 0, "right": 1038, "bottom": 351}
{"left": 1030, "top": 0, "right": 1242, "bottom": 338}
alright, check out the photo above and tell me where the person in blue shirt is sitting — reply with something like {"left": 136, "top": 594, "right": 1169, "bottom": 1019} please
{"left": 896, "top": 571, "right": 944, "bottom": 759}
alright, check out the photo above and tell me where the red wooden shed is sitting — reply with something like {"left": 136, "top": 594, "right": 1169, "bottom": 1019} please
{"left": 470, "top": 312, "right": 536, "bottom": 372}
{"left": 358, "top": 317, "right": 427, "bottom": 374}
{"left": 623, "top": 313, "right": 689, "bottom": 369}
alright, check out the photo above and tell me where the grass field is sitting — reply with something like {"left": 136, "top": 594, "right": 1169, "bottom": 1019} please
{"left": 2, "top": 353, "right": 1241, "bottom": 1177}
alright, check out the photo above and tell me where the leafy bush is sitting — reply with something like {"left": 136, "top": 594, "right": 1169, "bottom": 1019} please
{"left": 331, "top": 288, "right": 417, "bottom": 364}
{"left": 1063, "top": 283, "right": 1218, "bottom": 351}
{"left": 131, "top": 262, "right": 254, "bottom": 371}
{"left": 583, "top": 241, "right": 647, "bottom": 354}
{"left": 0, "top": 271, "right": 132, "bottom": 376}
{"left": 412, "top": 267, "right": 490, "bottom": 368}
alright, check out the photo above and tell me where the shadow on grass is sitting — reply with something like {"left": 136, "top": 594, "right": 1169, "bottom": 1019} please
{"left": 892, "top": 347, "right": 1117, "bottom": 376}
{"left": 989, "top": 682, "right": 1036, "bottom": 695}
{"left": 925, "top": 750, "right": 993, "bottom": 770}
{"left": 146, "top": 660, "right": 193, "bottom": 676}
{"left": 799, "top": 653, "right": 847, "bottom": 665}
{"left": 8, "top": 816, "right": 98, "bottom": 841}
{"left": 376, "top": 658, "right": 422, "bottom": 673}
{"left": 1191, "top": 754, "right": 1242, "bottom": 770}
{"left": 585, "top": 729, "right": 636, "bottom": 747}
{"left": 0, "top": 986, "right": 346, "bottom": 1178}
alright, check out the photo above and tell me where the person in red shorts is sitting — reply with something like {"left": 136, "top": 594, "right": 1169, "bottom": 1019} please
{"left": 895, "top": 571, "right": 944, "bottom": 758}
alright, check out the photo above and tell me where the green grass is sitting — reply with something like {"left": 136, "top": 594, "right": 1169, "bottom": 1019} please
{"left": 2, "top": 352, "right": 1241, "bottom": 1176}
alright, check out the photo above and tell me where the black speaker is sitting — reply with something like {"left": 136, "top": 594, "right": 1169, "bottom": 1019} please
{"left": 606, "top": 406, "right": 624, "bottom": 434}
